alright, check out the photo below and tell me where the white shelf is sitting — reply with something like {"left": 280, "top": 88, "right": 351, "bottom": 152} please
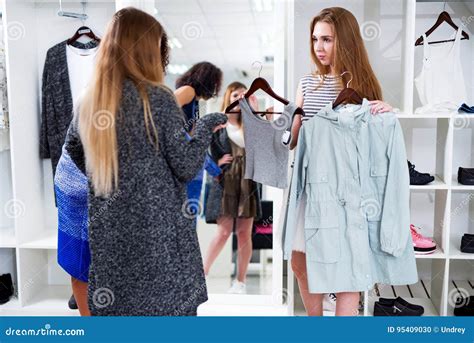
{"left": 19, "top": 285, "right": 78, "bottom": 316}
{"left": 451, "top": 176, "right": 474, "bottom": 190}
{"left": 19, "top": 231, "right": 57, "bottom": 249}
{"left": 397, "top": 113, "right": 452, "bottom": 118}
{"left": 366, "top": 296, "right": 439, "bottom": 316}
{"left": 415, "top": 246, "right": 446, "bottom": 259}
{"left": 0, "top": 227, "right": 16, "bottom": 248}
{"left": 449, "top": 239, "right": 474, "bottom": 260}
{"left": 410, "top": 175, "right": 448, "bottom": 190}
{"left": 0, "top": 296, "right": 21, "bottom": 314}
{"left": 454, "top": 114, "right": 474, "bottom": 119}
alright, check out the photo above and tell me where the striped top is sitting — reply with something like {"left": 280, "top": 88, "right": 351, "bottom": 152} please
{"left": 300, "top": 74, "right": 343, "bottom": 123}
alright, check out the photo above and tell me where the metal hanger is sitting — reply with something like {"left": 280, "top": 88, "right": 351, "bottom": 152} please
{"left": 332, "top": 71, "right": 363, "bottom": 109}
{"left": 58, "top": 0, "right": 101, "bottom": 46}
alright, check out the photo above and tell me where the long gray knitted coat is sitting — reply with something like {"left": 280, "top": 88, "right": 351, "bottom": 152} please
{"left": 64, "top": 79, "right": 227, "bottom": 316}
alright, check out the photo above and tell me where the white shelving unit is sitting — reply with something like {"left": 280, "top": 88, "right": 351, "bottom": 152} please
{"left": 288, "top": 0, "right": 474, "bottom": 317}
{"left": 0, "top": 0, "right": 116, "bottom": 316}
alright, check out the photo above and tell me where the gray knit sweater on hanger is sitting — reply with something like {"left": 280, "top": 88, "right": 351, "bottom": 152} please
{"left": 240, "top": 98, "right": 293, "bottom": 189}
{"left": 64, "top": 79, "right": 227, "bottom": 316}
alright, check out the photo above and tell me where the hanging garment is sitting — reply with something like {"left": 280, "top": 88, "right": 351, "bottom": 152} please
{"left": 39, "top": 40, "right": 99, "bottom": 177}
{"left": 414, "top": 29, "right": 467, "bottom": 114}
{"left": 66, "top": 44, "right": 98, "bottom": 104}
{"left": 291, "top": 74, "right": 343, "bottom": 253}
{"left": 240, "top": 98, "right": 294, "bottom": 189}
{"left": 55, "top": 146, "right": 90, "bottom": 282}
{"left": 282, "top": 99, "right": 418, "bottom": 293}
{"left": 64, "top": 79, "right": 227, "bottom": 315}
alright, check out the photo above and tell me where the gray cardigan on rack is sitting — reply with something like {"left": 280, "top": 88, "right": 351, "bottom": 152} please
{"left": 39, "top": 40, "right": 98, "bottom": 176}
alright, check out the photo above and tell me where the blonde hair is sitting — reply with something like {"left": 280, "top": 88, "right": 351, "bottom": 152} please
{"left": 310, "top": 7, "right": 382, "bottom": 100}
{"left": 79, "top": 7, "right": 169, "bottom": 197}
{"left": 220, "top": 81, "right": 247, "bottom": 125}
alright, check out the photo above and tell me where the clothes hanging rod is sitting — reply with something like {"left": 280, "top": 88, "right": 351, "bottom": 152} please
{"left": 57, "top": 0, "right": 88, "bottom": 21}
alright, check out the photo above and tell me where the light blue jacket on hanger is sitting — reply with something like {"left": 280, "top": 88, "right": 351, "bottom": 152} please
{"left": 282, "top": 99, "right": 418, "bottom": 293}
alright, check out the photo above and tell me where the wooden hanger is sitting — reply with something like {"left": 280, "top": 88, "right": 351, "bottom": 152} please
{"left": 67, "top": 26, "right": 101, "bottom": 45}
{"left": 225, "top": 62, "right": 303, "bottom": 116}
{"left": 332, "top": 71, "right": 363, "bottom": 109}
{"left": 415, "top": 10, "right": 469, "bottom": 46}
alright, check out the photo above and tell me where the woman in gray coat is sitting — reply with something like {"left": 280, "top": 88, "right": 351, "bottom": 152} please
{"left": 64, "top": 8, "right": 226, "bottom": 316}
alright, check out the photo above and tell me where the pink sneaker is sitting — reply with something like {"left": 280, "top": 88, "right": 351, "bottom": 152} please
{"left": 410, "top": 224, "right": 437, "bottom": 254}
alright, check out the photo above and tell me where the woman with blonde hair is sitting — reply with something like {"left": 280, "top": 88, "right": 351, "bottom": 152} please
{"left": 289, "top": 7, "right": 394, "bottom": 316}
{"left": 203, "top": 82, "right": 261, "bottom": 294}
{"left": 64, "top": 7, "right": 226, "bottom": 316}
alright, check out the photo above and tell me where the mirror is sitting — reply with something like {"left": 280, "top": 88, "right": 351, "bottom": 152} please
{"left": 156, "top": 0, "right": 278, "bottom": 296}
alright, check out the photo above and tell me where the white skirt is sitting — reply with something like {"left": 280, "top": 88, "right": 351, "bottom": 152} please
{"left": 292, "top": 192, "right": 306, "bottom": 253}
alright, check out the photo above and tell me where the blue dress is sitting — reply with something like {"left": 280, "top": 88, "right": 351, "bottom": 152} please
{"left": 55, "top": 146, "right": 90, "bottom": 282}
{"left": 181, "top": 97, "right": 221, "bottom": 219}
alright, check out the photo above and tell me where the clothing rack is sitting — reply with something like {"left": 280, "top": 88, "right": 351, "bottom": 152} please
{"left": 57, "top": 0, "right": 88, "bottom": 22}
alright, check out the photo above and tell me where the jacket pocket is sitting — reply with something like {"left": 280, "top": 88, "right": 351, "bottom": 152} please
{"left": 304, "top": 200, "right": 340, "bottom": 263}
{"left": 367, "top": 220, "right": 391, "bottom": 256}
{"left": 306, "top": 172, "right": 329, "bottom": 202}
{"left": 370, "top": 163, "right": 389, "bottom": 194}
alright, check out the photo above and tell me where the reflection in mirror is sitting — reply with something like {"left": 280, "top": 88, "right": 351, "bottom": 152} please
{"left": 156, "top": 0, "right": 276, "bottom": 295}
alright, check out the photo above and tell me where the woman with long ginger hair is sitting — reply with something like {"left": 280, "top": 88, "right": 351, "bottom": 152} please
{"left": 64, "top": 7, "right": 227, "bottom": 316}
{"left": 289, "top": 7, "right": 394, "bottom": 316}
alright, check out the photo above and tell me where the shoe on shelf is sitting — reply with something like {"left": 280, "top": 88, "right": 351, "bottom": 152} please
{"left": 0, "top": 273, "right": 14, "bottom": 305}
{"left": 68, "top": 294, "right": 78, "bottom": 310}
{"left": 408, "top": 161, "right": 435, "bottom": 185}
{"left": 410, "top": 224, "right": 437, "bottom": 254}
{"left": 460, "top": 233, "right": 474, "bottom": 254}
{"left": 454, "top": 296, "right": 474, "bottom": 316}
{"left": 458, "top": 167, "right": 474, "bottom": 185}
{"left": 323, "top": 293, "right": 337, "bottom": 312}
{"left": 227, "top": 280, "right": 247, "bottom": 294}
{"left": 374, "top": 297, "right": 424, "bottom": 316}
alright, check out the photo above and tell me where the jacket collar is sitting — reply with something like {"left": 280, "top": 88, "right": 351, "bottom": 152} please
{"left": 316, "top": 98, "right": 370, "bottom": 125}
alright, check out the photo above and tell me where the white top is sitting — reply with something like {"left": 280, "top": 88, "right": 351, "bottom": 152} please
{"left": 226, "top": 123, "right": 245, "bottom": 148}
{"left": 66, "top": 44, "right": 99, "bottom": 106}
{"left": 414, "top": 29, "right": 466, "bottom": 114}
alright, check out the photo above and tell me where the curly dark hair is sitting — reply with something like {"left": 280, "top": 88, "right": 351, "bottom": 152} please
{"left": 175, "top": 62, "right": 223, "bottom": 100}
{"left": 160, "top": 32, "right": 170, "bottom": 72}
